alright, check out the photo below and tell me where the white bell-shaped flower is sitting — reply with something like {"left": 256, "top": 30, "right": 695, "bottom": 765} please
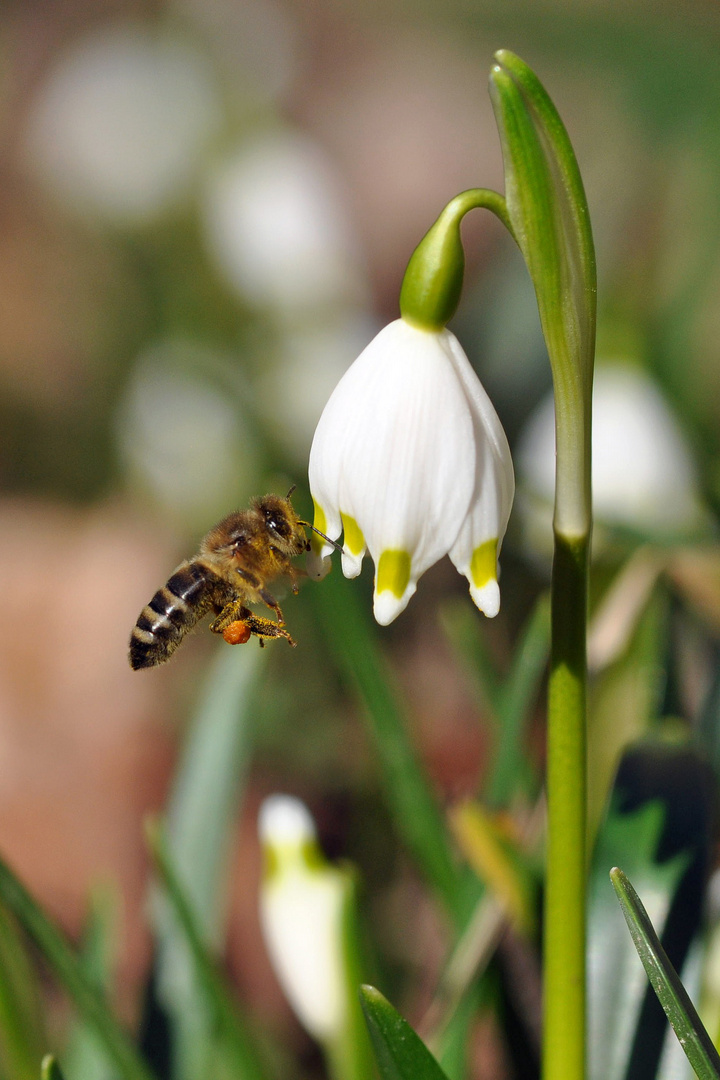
{"left": 258, "top": 795, "right": 351, "bottom": 1044}
{"left": 308, "top": 316, "right": 514, "bottom": 624}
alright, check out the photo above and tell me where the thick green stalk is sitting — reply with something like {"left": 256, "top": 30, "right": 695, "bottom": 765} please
{"left": 544, "top": 533, "right": 589, "bottom": 1080}
{"left": 489, "top": 52, "right": 595, "bottom": 1080}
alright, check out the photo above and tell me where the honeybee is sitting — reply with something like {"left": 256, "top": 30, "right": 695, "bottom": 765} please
{"left": 129, "top": 489, "right": 335, "bottom": 670}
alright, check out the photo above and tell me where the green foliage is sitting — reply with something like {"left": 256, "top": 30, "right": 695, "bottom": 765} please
{"left": 0, "top": 901, "right": 45, "bottom": 1080}
{"left": 360, "top": 985, "right": 450, "bottom": 1080}
{"left": 63, "top": 888, "right": 119, "bottom": 1080}
{"left": 589, "top": 801, "right": 689, "bottom": 1080}
{"left": 611, "top": 868, "right": 720, "bottom": 1080}
{"left": 41, "top": 1057, "right": 66, "bottom": 1080}
{"left": 311, "top": 568, "right": 477, "bottom": 926}
{"left": 1, "top": 27, "right": 720, "bottom": 1080}
{"left": 0, "top": 857, "right": 155, "bottom": 1080}
{"left": 147, "top": 822, "right": 266, "bottom": 1080}
{"left": 152, "top": 644, "right": 267, "bottom": 1080}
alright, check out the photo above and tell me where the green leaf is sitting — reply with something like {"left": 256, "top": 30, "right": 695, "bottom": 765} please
{"left": 489, "top": 49, "right": 596, "bottom": 384}
{"left": 359, "top": 985, "right": 450, "bottom": 1080}
{"left": 589, "top": 800, "right": 688, "bottom": 1080}
{"left": 63, "top": 887, "right": 119, "bottom": 1080}
{"left": 0, "top": 901, "right": 46, "bottom": 1080}
{"left": 610, "top": 867, "right": 720, "bottom": 1080}
{"left": 152, "top": 643, "right": 265, "bottom": 1079}
{"left": 587, "top": 588, "right": 666, "bottom": 842}
{"left": 164, "top": 643, "right": 265, "bottom": 942}
{"left": 485, "top": 593, "right": 549, "bottom": 807}
{"left": 311, "top": 570, "right": 475, "bottom": 926}
{"left": 147, "top": 821, "right": 266, "bottom": 1080}
{"left": 440, "top": 593, "right": 548, "bottom": 808}
{"left": 40, "top": 1057, "right": 65, "bottom": 1080}
{"left": 0, "top": 855, "right": 154, "bottom": 1080}
{"left": 437, "top": 598, "right": 503, "bottom": 719}
{"left": 489, "top": 50, "right": 595, "bottom": 538}
{"left": 327, "top": 876, "right": 376, "bottom": 1080}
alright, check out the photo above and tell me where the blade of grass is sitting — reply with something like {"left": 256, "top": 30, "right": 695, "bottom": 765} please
{"left": 153, "top": 644, "right": 265, "bottom": 1079}
{"left": 164, "top": 644, "right": 265, "bottom": 944}
{"left": 41, "top": 1057, "right": 66, "bottom": 1080}
{"left": 589, "top": 801, "right": 688, "bottom": 1080}
{"left": 610, "top": 867, "right": 720, "bottom": 1080}
{"left": 485, "top": 593, "right": 549, "bottom": 807}
{"left": 440, "top": 594, "right": 548, "bottom": 808}
{"left": 437, "top": 599, "right": 503, "bottom": 718}
{"left": 311, "top": 570, "right": 473, "bottom": 925}
{"left": 0, "top": 855, "right": 155, "bottom": 1080}
{"left": 63, "top": 886, "right": 119, "bottom": 1080}
{"left": 147, "top": 821, "right": 266, "bottom": 1080}
{"left": 0, "top": 901, "right": 46, "bottom": 1080}
{"left": 360, "top": 985, "right": 450, "bottom": 1080}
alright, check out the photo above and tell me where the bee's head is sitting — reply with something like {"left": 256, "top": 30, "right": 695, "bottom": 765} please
{"left": 255, "top": 492, "right": 307, "bottom": 554}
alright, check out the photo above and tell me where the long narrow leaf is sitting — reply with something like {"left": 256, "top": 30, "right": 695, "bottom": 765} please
{"left": 0, "top": 901, "right": 45, "bottom": 1080}
{"left": 311, "top": 571, "right": 472, "bottom": 924}
{"left": 165, "top": 644, "right": 265, "bottom": 943}
{"left": 610, "top": 867, "right": 720, "bottom": 1080}
{"left": 485, "top": 593, "right": 549, "bottom": 806}
{"left": 153, "top": 644, "right": 265, "bottom": 1078}
{"left": 360, "top": 985, "right": 450, "bottom": 1080}
{"left": 147, "top": 821, "right": 266, "bottom": 1080}
{"left": 63, "top": 887, "right": 119, "bottom": 1080}
{"left": 438, "top": 599, "right": 502, "bottom": 718}
{"left": 0, "top": 856, "right": 154, "bottom": 1080}
{"left": 589, "top": 801, "right": 688, "bottom": 1080}
{"left": 41, "top": 1057, "right": 65, "bottom": 1080}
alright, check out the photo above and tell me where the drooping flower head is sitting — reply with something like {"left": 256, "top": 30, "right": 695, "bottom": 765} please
{"left": 258, "top": 795, "right": 373, "bottom": 1080}
{"left": 258, "top": 795, "right": 348, "bottom": 1042}
{"left": 308, "top": 190, "right": 514, "bottom": 624}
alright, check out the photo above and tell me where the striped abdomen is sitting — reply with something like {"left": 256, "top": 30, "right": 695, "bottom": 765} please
{"left": 129, "top": 560, "right": 215, "bottom": 670}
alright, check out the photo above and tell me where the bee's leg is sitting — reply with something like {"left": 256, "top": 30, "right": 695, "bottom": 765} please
{"left": 244, "top": 613, "right": 297, "bottom": 648}
{"left": 211, "top": 602, "right": 296, "bottom": 647}
{"left": 258, "top": 588, "right": 285, "bottom": 626}
{"left": 287, "top": 567, "right": 307, "bottom": 595}
{"left": 210, "top": 600, "right": 248, "bottom": 634}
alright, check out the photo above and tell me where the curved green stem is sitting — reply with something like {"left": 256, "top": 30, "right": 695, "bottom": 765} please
{"left": 400, "top": 188, "right": 512, "bottom": 330}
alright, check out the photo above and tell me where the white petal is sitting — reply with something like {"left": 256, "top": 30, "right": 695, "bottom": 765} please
{"left": 258, "top": 794, "right": 316, "bottom": 847}
{"left": 443, "top": 332, "right": 514, "bottom": 614}
{"left": 261, "top": 872, "right": 348, "bottom": 1041}
{"left": 373, "top": 580, "right": 417, "bottom": 625}
{"left": 341, "top": 548, "right": 364, "bottom": 578}
{"left": 306, "top": 549, "right": 333, "bottom": 580}
{"left": 470, "top": 578, "right": 501, "bottom": 618}
{"left": 331, "top": 320, "right": 475, "bottom": 571}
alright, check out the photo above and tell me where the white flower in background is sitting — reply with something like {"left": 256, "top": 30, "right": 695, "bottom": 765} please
{"left": 201, "top": 131, "right": 366, "bottom": 315}
{"left": 116, "top": 340, "right": 258, "bottom": 527}
{"left": 258, "top": 795, "right": 352, "bottom": 1044}
{"left": 177, "top": 0, "right": 299, "bottom": 111}
{"left": 517, "top": 363, "right": 704, "bottom": 540}
{"left": 308, "top": 317, "right": 515, "bottom": 625}
{"left": 25, "top": 23, "right": 221, "bottom": 224}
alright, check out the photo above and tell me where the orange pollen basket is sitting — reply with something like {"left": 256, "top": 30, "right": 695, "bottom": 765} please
{"left": 223, "top": 621, "right": 252, "bottom": 645}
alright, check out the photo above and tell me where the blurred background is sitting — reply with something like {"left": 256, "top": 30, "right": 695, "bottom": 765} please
{"left": 1, "top": 1, "right": 720, "bottom": 1077}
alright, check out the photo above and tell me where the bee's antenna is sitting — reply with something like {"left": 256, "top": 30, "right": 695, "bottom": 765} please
{"left": 299, "top": 521, "right": 345, "bottom": 554}
{"left": 286, "top": 484, "right": 297, "bottom": 500}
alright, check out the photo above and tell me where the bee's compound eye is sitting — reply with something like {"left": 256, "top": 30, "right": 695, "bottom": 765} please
{"left": 233, "top": 534, "right": 247, "bottom": 548}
